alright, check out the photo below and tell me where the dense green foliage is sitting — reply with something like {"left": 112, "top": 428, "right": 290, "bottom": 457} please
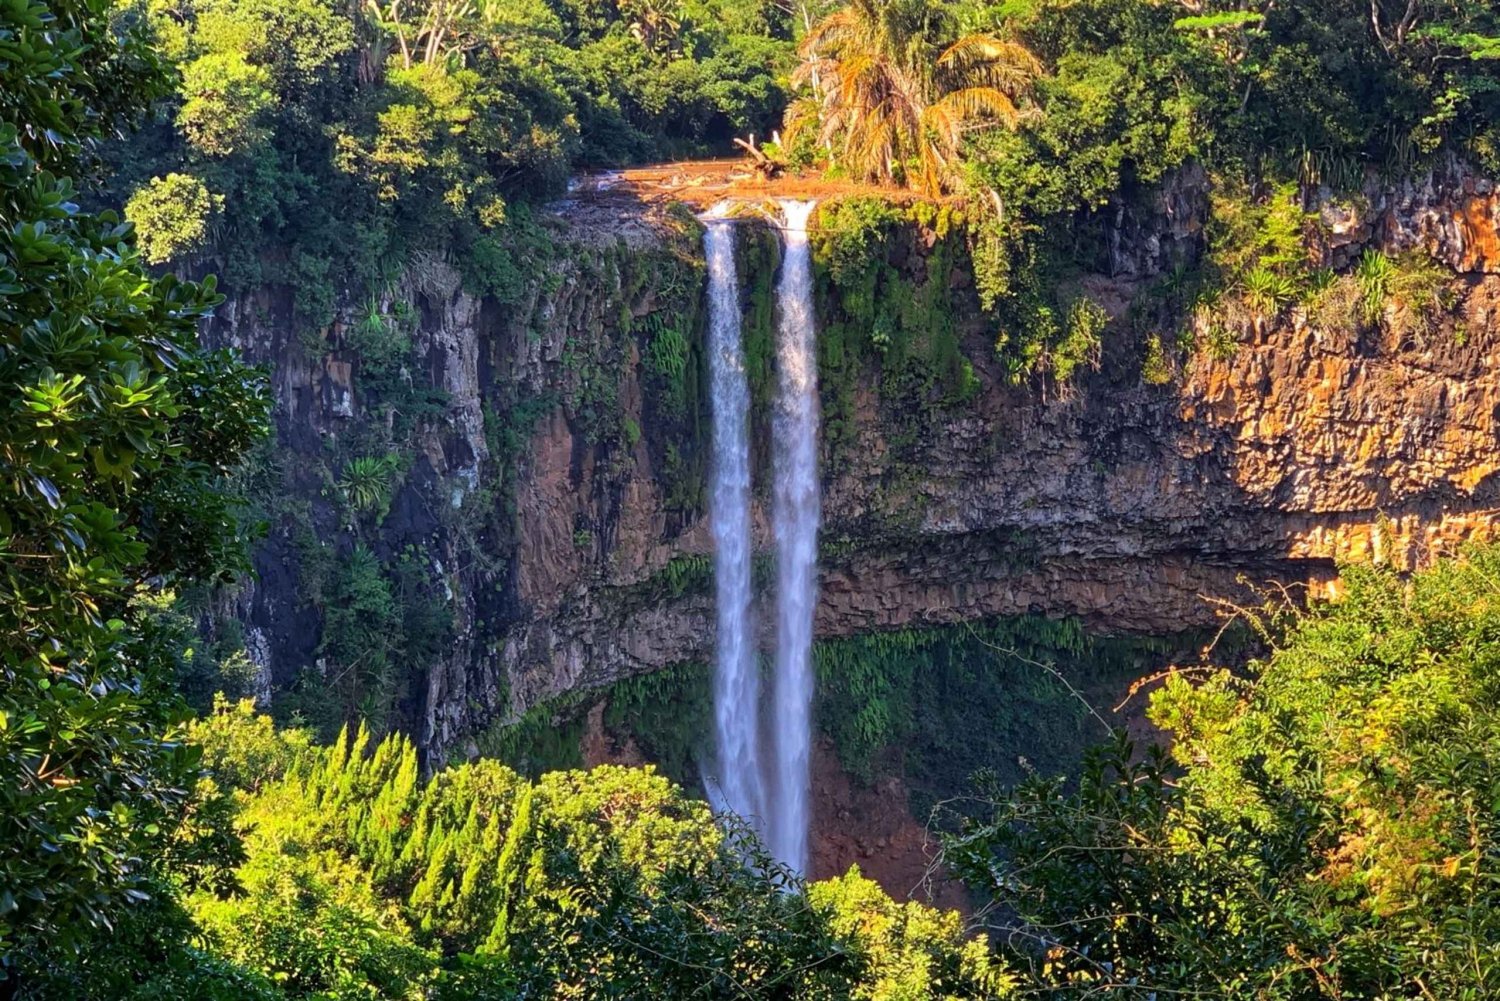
{"left": 0, "top": 0, "right": 269, "bottom": 966}
{"left": 813, "top": 618, "right": 1187, "bottom": 810}
{"left": 110, "top": 0, "right": 798, "bottom": 318}
{"left": 25, "top": 698, "right": 1017, "bottom": 998}
{"left": 949, "top": 547, "right": 1500, "bottom": 997}
{"left": 783, "top": 0, "right": 1499, "bottom": 382}
{"left": 784, "top": 0, "right": 1041, "bottom": 195}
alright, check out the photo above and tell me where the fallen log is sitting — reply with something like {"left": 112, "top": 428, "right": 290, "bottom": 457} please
{"left": 733, "top": 136, "right": 781, "bottom": 179}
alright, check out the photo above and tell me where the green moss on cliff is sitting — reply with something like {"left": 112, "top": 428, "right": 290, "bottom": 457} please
{"left": 813, "top": 618, "right": 1202, "bottom": 818}
{"left": 735, "top": 222, "right": 781, "bottom": 486}
{"left": 809, "top": 199, "right": 979, "bottom": 464}
{"left": 474, "top": 695, "right": 590, "bottom": 776}
{"left": 603, "top": 662, "right": 714, "bottom": 787}
{"left": 480, "top": 614, "right": 1204, "bottom": 828}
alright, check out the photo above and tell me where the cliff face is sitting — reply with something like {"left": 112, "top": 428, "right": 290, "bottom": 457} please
{"left": 209, "top": 164, "right": 1500, "bottom": 763}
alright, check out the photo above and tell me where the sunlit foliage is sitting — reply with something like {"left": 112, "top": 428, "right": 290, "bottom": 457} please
{"left": 788, "top": 0, "right": 1040, "bottom": 195}
{"left": 159, "top": 699, "right": 1014, "bottom": 999}
{"left": 948, "top": 545, "right": 1500, "bottom": 997}
{"left": 0, "top": 0, "right": 269, "bottom": 967}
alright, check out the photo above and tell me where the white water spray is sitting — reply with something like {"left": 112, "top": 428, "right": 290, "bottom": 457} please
{"left": 768, "top": 199, "right": 820, "bottom": 873}
{"left": 702, "top": 210, "right": 765, "bottom": 834}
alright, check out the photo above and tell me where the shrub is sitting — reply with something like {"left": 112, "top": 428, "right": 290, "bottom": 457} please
{"left": 125, "top": 173, "right": 224, "bottom": 264}
{"left": 1049, "top": 297, "right": 1107, "bottom": 385}
{"left": 1305, "top": 271, "right": 1363, "bottom": 336}
{"left": 1141, "top": 332, "right": 1173, "bottom": 385}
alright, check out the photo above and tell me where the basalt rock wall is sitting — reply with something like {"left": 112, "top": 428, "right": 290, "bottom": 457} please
{"left": 208, "top": 163, "right": 1500, "bottom": 764}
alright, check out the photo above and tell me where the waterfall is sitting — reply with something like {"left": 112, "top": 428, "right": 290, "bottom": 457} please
{"left": 702, "top": 211, "right": 764, "bottom": 834}
{"left": 768, "top": 199, "right": 820, "bottom": 874}
{"left": 700, "top": 198, "right": 821, "bottom": 876}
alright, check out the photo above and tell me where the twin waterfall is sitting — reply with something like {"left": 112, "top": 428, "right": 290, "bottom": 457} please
{"left": 702, "top": 201, "right": 821, "bottom": 874}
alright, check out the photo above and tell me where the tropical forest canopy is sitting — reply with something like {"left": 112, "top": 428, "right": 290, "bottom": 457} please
{"left": 111, "top": 0, "right": 1500, "bottom": 370}
{"left": 6, "top": 0, "right": 1500, "bottom": 997}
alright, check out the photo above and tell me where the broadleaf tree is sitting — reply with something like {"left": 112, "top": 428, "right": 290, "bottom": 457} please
{"left": 0, "top": 0, "right": 270, "bottom": 970}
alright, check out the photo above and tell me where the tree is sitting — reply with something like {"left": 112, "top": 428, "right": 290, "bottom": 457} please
{"left": 0, "top": 0, "right": 269, "bottom": 970}
{"left": 947, "top": 546, "right": 1500, "bottom": 997}
{"left": 178, "top": 706, "right": 1017, "bottom": 1000}
{"left": 788, "top": 0, "right": 1039, "bottom": 195}
{"left": 125, "top": 173, "right": 225, "bottom": 264}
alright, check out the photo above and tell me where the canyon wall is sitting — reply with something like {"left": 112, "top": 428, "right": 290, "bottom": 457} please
{"left": 208, "top": 163, "right": 1500, "bottom": 763}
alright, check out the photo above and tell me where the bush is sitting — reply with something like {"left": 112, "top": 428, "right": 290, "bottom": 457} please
{"left": 1141, "top": 332, "right": 1173, "bottom": 385}
{"left": 172, "top": 712, "right": 1015, "bottom": 1000}
{"left": 125, "top": 173, "right": 225, "bottom": 264}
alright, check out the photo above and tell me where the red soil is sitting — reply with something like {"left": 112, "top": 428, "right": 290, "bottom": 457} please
{"left": 555, "top": 157, "right": 948, "bottom": 228}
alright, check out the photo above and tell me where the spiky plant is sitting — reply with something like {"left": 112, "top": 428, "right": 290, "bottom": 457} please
{"left": 1356, "top": 248, "right": 1396, "bottom": 322}
{"left": 340, "top": 454, "right": 403, "bottom": 517}
{"left": 1242, "top": 265, "right": 1297, "bottom": 318}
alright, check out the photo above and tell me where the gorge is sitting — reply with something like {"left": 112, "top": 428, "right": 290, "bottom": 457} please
{"left": 13, "top": 0, "right": 1500, "bottom": 992}
{"left": 189, "top": 161, "right": 1500, "bottom": 886}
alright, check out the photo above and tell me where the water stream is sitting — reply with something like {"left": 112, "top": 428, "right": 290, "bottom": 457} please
{"left": 767, "top": 199, "right": 820, "bottom": 874}
{"left": 702, "top": 199, "right": 821, "bottom": 875}
{"left": 702, "top": 210, "right": 765, "bottom": 836}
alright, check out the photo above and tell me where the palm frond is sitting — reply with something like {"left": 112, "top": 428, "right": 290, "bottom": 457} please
{"left": 937, "top": 35, "right": 1042, "bottom": 75}
{"left": 929, "top": 86, "right": 1024, "bottom": 128}
{"left": 787, "top": 4, "right": 1042, "bottom": 195}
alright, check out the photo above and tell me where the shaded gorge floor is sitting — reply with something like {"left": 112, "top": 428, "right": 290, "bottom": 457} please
{"left": 483, "top": 615, "right": 1224, "bottom": 903}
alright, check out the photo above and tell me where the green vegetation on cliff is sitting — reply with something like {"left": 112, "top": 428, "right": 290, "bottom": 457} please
{"left": 785, "top": 0, "right": 1498, "bottom": 383}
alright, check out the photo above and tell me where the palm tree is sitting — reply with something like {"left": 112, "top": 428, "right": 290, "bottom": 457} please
{"left": 620, "top": 0, "right": 683, "bottom": 54}
{"left": 789, "top": 0, "right": 1039, "bottom": 196}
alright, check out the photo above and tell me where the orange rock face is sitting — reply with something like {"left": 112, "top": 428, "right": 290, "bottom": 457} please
{"left": 1458, "top": 195, "right": 1500, "bottom": 273}
{"left": 490, "top": 273, "right": 1500, "bottom": 742}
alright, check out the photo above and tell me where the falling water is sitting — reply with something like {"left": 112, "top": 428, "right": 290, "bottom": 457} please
{"left": 699, "top": 198, "right": 822, "bottom": 874}
{"left": 768, "top": 199, "right": 820, "bottom": 873}
{"left": 702, "top": 209, "right": 764, "bottom": 834}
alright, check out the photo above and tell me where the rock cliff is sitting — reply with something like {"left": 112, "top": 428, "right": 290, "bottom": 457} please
{"left": 206, "top": 163, "right": 1500, "bottom": 764}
